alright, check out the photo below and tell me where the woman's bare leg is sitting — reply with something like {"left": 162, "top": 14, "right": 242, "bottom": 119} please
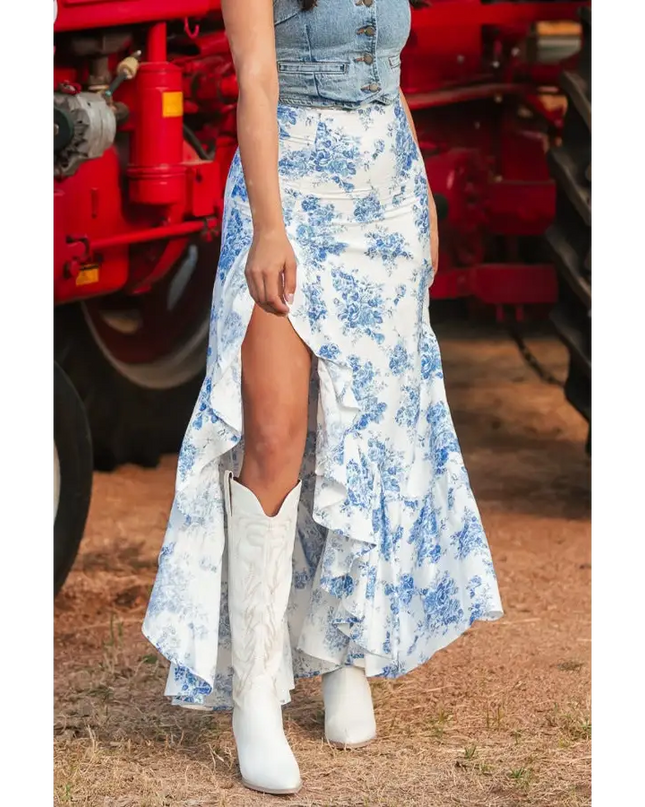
{"left": 238, "top": 306, "right": 311, "bottom": 516}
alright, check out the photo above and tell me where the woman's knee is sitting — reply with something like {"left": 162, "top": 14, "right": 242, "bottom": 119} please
{"left": 243, "top": 414, "right": 306, "bottom": 479}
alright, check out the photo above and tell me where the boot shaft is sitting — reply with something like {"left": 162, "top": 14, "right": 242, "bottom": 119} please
{"left": 225, "top": 472, "right": 302, "bottom": 702}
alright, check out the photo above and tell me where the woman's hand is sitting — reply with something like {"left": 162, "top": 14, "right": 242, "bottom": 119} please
{"left": 245, "top": 228, "right": 297, "bottom": 316}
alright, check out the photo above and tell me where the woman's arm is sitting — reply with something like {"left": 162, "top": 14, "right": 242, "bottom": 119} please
{"left": 399, "top": 90, "right": 439, "bottom": 276}
{"left": 222, "top": 0, "right": 296, "bottom": 315}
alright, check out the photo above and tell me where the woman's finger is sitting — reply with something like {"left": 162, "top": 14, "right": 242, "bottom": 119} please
{"left": 263, "top": 271, "right": 290, "bottom": 316}
{"left": 282, "top": 255, "right": 297, "bottom": 306}
{"left": 246, "top": 267, "right": 265, "bottom": 306}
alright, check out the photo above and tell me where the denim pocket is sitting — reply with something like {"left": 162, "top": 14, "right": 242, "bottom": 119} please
{"left": 278, "top": 61, "right": 349, "bottom": 76}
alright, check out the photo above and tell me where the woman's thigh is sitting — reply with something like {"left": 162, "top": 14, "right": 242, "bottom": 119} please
{"left": 239, "top": 306, "right": 311, "bottom": 510}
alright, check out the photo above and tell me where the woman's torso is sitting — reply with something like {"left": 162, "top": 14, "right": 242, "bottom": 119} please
{"left": 274, "top": 0, "right": 412, "bottom": 109}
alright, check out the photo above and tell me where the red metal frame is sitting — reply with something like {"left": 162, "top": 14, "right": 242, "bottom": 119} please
{"left": 54, "top": 0, "right": 589, "bottom": 318}
{"left": 412, "top": 1, "right": 584, "bottom": 26}
{"left": 54, "top": 1, "right": 214, "bottom": 32}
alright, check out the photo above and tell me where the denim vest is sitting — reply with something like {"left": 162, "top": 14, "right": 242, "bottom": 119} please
{"left": 274, "top": 0, "right": 412, "bottom": 109}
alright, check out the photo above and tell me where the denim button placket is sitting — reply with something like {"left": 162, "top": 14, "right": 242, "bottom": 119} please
{"left": 356, "top": 0, "right": 378, "bottom": 94}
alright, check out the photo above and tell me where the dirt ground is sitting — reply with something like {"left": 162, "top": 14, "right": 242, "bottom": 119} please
{"left": 54, "top": 321, "right": 591, "bottom": 807}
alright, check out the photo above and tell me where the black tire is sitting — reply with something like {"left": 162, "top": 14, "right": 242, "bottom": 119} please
{"left": 54, "top": 240, "right": 218, "bottom": 471}
{"left": 545, "top": 7, "right": 591, "bottom": 445}
{"left": 54, "top": 362, "right": 93, "bottom": 594}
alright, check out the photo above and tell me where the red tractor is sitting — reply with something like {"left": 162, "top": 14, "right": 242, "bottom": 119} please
{"left": 53, "top": 0, "right": 591, "bottom": 592}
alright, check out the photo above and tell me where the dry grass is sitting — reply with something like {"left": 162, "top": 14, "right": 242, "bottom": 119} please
{"left": 55, "top": 323, "right": 591, "bottom": 806}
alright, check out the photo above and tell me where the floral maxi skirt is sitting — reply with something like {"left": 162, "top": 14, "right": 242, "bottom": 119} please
{"left": 142, "top": 98, "right": 504, "bottom": 710}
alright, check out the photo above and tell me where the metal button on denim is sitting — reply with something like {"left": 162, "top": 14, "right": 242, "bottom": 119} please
{"left": 364, "top": 0, "right": 374, "bottom": 6}
{"left": 364, "top": 54, "right": 374, "bottom": 65}
{"left": 365, "top": 26, "right": 376, "bottom": 36}
{"left": 368, "top": 82, "right": 379, "bottom": 91}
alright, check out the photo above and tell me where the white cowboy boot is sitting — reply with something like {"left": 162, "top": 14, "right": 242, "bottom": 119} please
{"left": 322, "top": 666, "right": 377, "bottom": 748}
{"left": 225, "top": 472, "right": 303, "bottom": 795}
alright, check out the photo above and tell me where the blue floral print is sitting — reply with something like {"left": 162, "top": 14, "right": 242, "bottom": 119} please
{"left": 143, "top": 99, "right": 503, "bottom": 711}
{"left": 332, "top": 269, "right": 386, "bottom": 344}
{"left": 366, "top": 228, "right": 413, "bottom": 272}
{"left": 354, "top": 191, "right": 386, "bottom": 224}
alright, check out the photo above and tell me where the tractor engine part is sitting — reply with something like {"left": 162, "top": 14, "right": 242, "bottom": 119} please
{"left": 54, "top": 91, "right": 116, "bottom": 177}
{"left": 104, "top": 51, "right": 142, "bottom": 100}
{"left": 128, "top": 24, "right": 185, "bottom": 205}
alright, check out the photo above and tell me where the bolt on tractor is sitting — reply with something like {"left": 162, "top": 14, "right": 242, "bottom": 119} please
{"left": 53, "top": 0, "right": 591, "bottom": 593}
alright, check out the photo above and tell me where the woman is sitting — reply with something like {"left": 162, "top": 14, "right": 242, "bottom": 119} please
{"left": 143, "top": 0, "right": 503, "bottom": 796}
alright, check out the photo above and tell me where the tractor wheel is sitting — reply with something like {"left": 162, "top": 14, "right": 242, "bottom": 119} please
{"left": 55, "top": 238, "right": 218, "bottom": 471}
{"left": 54, "top": 362, "right": 93, "bottom": 594}
{"left": 545, "top": 7, "right": 591, "bottom": 448}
